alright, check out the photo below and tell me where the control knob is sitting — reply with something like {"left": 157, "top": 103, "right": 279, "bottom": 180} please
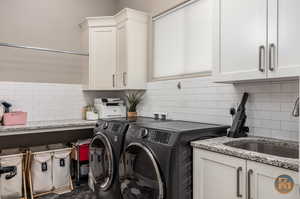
{"left": 103, "top": 122, "right": 109, "bottom": 129}
{"left": 140, "top": 128, "right": 149, "bottom": 139}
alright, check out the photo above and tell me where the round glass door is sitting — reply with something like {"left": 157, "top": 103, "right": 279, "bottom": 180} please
{"left": 119, "top": 143, "right": 164, "bottom": 199}
{"left": 90, "top": 133, "right": 114, "bottom": 191}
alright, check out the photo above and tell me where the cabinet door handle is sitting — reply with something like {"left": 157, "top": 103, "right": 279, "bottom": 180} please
{"left": 259, "top": 45, "right": 265, "bottom": 72}
{"left": 112, "top": 74, "right": 115, "bottom": 88}
{"left": 247, "top": 169, "right": 253, "bottom": 199}
{"left": 123, "top": 72, "right": 127, "bottom": 87}
{"left": 237, "top": 167, "right": 243, "bottom": 198}
{"left": 269, "top": 43, "right": 276, "bottom": 71}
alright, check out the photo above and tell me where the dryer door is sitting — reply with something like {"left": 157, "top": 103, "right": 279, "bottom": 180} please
{"left": 90, "top": 133, "right": 114, "bottom": 191}
{"left": 119, "top": 142, "right": 164, "bottom": 199}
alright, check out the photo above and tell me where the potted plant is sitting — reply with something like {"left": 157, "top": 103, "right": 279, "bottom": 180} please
{"left": 125, "top": 91, "right": 144, "bottom": 118}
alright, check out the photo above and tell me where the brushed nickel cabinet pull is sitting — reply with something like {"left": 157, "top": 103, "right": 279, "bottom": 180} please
{"left": 247, "top": 169, "right": 253, "bottom": 199}
{"left": 112, "top": 74, "right": 115, "bottom": 88}
{"left": 237, "top": 167, "right": 243, "bottom": 198}
{"left": 269, "top": 43, "right": 276, "bottom": 71}
{"left": 123, "top": 72, "right": 127, "bottom": 87}
{"left": 259, "top": 45, "right": 265, "bottom": 72}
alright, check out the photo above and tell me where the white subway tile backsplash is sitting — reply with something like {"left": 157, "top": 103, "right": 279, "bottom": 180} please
{"left": 0, "top": 81, "right": 87, "bottom": 122}
{"left": 271, "top": 130, "right": 289, "bottom": 140}
{"left": 139, "top": 77, "right": 299, "bottom": 141}
{"left": 280, "top": 81, "right": 299, "bottom": 93}
{"left": 280, "top": 103, "right": 295, "bottom": 112}
{"left": 252, "top": 128, "right": 272, "bottom": 137}
{"left": 281, "top": 121, "right": 298, "bottom": 132}
{"left": 270, "top": 111, "right": 298, "bottom": 122}
{"left": 289, "top": 131, "right": 299, "bottom": 141}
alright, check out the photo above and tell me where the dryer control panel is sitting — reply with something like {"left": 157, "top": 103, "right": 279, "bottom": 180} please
{"left": 149, "top": 130, "right": 171, "bottom": 144}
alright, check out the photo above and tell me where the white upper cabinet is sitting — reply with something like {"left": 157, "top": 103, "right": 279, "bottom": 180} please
{"left": 213, "top": 0, "right": 300, "bottom": 82}
{"left": 116, "top": 22, "right": 127, "bottom": 89}
{"left": 268, "top": 0, "right": 300, "bottom": 78}
{"left": 115, "top": 11, "right": 148, "bottom": 90}
{"left": 80, "top": 8, "right": 148, "bottom": 90}
{"left": 214, "top": 0, "right": 268, "bottom": 82}
{"left": 153, "top": 0, "right": 213, "bottom": 79}
{"left": 90, "top": 27, "right": 117, "bottom": 90}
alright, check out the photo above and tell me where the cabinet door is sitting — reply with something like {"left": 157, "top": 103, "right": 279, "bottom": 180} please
{"left": 214, "top": 0, "right": 268, "bottom": 82}
{"left": 90, "top": 27, "right": 116, "bottom": 89}
{"left": 116, "top": 23, "right": 128, "bottom": 89}
{"left": 268, "top": 0, "right": 300, "bottom": 78}
{"left": 193, "top": 149, "right": 247, "bottom": 199}
{"left": 126, "top": 20, "right": 148, "bottom": 89}
{"left": 247, "top": 161, "right": 299, "bottom": 199}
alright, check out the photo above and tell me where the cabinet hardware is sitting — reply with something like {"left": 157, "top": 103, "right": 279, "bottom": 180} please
{"left": 123, "top": 72, "right": 127, "bottom": 87}
{"left": 247, "top": 169, "right": 253, "bottom": 199}
{"left": 259, "top": 46, "right": 265, "bottom": 72}
{"left": 237, "top": 167, "right": 243, "bottom": 198}
{"left": 269, "top": 43, "right": 276, "bottom": 71}
{"left": 112, "top": 74, "right": 115, "bottom": 88}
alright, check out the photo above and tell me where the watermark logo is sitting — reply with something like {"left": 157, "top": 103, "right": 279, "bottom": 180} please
{"left": 274, "top": 175, "right": 294, "bottom": 194}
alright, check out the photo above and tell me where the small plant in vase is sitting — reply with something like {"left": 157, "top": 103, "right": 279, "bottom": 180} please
{"left": 125, "top": 91, "right": 144, "bottom": 118}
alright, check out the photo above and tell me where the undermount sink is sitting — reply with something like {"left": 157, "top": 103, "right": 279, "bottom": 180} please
{"left": 224, "top": 139, "right": 299, "bottom": 159}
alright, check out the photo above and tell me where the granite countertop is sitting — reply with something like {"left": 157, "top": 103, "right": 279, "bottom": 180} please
{"left": 0, "top": 119, "right": 97, "bottom": 135}
{"left": 191, "top": 136, "right": 299, "bottom": 172}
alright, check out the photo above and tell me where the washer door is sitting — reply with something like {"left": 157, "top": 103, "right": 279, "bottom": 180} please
{"left": 90, "top": 133, "right": 114, "bottom": 191}
{"left": 119, "top": 143, "right": 164, "bottom": 199}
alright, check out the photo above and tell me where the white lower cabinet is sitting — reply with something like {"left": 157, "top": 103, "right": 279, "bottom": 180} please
{"left": 248, "top": 161, "right": 299, "bottom": 199}
{"left": 194, "top": 149, "right": 247, "bottom": 199}
{"left": 193, "top": 149, "right": 299, "bottom": 199}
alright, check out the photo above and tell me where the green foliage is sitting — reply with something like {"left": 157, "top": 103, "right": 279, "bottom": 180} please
{"left": 125, "top": 91, "right": 144, "bottom": 112}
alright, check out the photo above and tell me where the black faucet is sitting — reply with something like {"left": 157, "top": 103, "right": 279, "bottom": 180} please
{"left": 0, "top": 166, "right": 17, "bottom": 180}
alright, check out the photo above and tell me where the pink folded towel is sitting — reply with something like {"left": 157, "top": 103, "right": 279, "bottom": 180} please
{"left": 3, "top": 112, "right": 27, "bottom": 126}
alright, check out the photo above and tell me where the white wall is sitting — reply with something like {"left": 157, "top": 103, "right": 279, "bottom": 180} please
{"left": 117, "top": 0, "right": 189, "bottom": 15}
{"left": 139, "top": 77, "right": 299, "bottom": 141}
{"left": 0, "top": 81, "right": 122, "bottom": 121}
{"left": 0, "top": 0, "right": 117, "bottom": 84}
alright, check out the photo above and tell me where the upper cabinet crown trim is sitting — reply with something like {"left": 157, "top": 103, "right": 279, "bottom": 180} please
{"left": 79, "top": 8, "right": 149, "bottom": 29}
{"left": 79, "top": 16, "right": 116, "bottom": 29}
{"left": 115, "top": 8, "right": 149, "bottom": 24}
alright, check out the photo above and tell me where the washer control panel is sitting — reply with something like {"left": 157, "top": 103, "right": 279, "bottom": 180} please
{"left": 95, "top": 120, "right": 124, "bottom": 136}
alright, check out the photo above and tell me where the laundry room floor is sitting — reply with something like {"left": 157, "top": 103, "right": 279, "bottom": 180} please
{"left": 37, "top": 184, "right": 97, "bottom": 199}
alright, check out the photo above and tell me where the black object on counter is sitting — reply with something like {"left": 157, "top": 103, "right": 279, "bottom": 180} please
{"left": 2, "top": 101, "right": 12, "bottom": 113}
{"left": 230, "top": 107, "right": 236, "bottom": 116}
{"left": 228, "top": 92, "right": 249, "bottom": 138}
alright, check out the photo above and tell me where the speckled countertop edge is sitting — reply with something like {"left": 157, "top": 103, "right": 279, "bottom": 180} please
{"left": 0, "top": 119, "right": 97, "bottom": 133}
{"left": 191, "top": 136, "right": 299, "bottom": 172}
